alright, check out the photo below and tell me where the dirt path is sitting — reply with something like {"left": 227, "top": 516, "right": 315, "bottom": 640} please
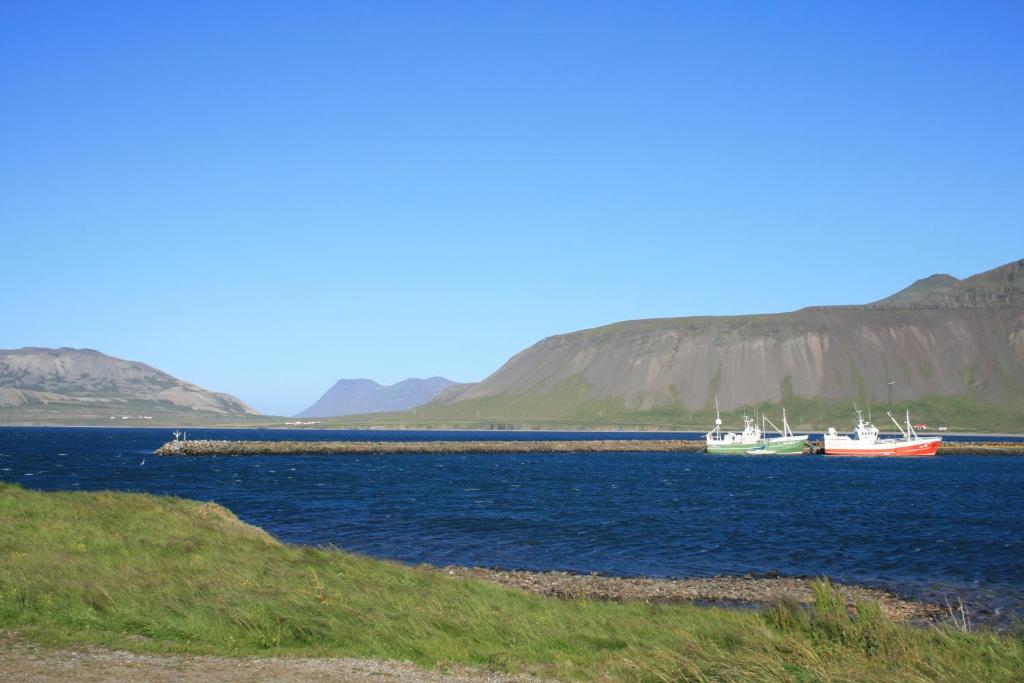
{"left": 0, "top": 632, "right": 535, "bottom": 683}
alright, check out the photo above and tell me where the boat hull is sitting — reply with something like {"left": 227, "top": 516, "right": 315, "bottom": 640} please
{"left": 709, "top": 437, "right": 807, "bottom": 455}
{"left": 763, "top": 436, "right": 809, "bottom": 454}
{"left": 824, "top": 437, "right": 941, "bottom": 457}
{"left": 706, "top": 441, "right": 760, "bottom": 454}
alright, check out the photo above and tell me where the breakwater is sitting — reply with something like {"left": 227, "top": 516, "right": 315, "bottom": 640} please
{"left": 155, "top": 438, "right": 708, "bottom": 455}
{"left": 154, "top": 438, "right": 1024, "bottom": 456}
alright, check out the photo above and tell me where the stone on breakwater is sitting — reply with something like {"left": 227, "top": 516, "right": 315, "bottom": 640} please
{"left": 155, "top": 439, "right": 708, "bottom": 456}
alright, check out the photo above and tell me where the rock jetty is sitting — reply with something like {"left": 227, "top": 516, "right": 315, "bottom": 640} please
{"left": 155, "top": 438, "right": 1024, "bottom": 456}
{"left": 154, "top": 438, "right": 708, "bottom": 456}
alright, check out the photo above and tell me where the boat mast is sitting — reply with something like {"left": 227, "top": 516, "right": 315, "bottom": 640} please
{"left": 712, "top": 396, "right": 722, "bottom": 438}
{"left": 887, "top": 411, "right": 908, "bottom": 439}
{"left": 906, "top": 410, "right": 917, "bottom": 439}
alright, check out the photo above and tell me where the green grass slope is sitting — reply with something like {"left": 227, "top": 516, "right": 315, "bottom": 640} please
{"left": 1, "top": 484, "right": 1021, "bottom": 680}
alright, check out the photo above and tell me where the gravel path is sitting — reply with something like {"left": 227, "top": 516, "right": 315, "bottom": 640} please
{"left": 0, "top": 632, "right": 536, "bottom": 683}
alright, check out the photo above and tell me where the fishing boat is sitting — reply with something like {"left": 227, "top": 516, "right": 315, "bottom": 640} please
{"left": 706, "top": 400, "right": 761, "bottom": 454}
{"left": 824, "top": 409, "right": 942, "bottom": 456}
{"left": 745, "top": 409, "right": 809, "bottom": 455}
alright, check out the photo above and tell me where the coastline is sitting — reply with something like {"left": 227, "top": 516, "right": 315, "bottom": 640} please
{"left": 3, "top": 484, "right": 1022, "bottom": 681}
{"left": 434, "top": 566, "right": 945, "bottom": 624}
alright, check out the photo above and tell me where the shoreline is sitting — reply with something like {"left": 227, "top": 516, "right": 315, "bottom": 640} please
{"left": 4, "top": 483, "right": 1022, "bottom": 681}
{"left": 433, "top": 566, "right": 946, "bottom": 625}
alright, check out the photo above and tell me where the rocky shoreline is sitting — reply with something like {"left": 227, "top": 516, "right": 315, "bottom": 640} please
{"left": 434, "top": 567, "right": 946, "bottom": 624}
{"left": 154, "top": 438, "right": 1024, "bottom": 456}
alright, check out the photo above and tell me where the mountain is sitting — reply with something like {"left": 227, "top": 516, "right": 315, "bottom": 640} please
{"left": 422, "top": 259, "right": 1024, "bottom": 430}
{"left": 296, "top": 377, "right": 461, "bottom": 418}
{"left": 0, "top": 347, "right": 260, "bottom": 425}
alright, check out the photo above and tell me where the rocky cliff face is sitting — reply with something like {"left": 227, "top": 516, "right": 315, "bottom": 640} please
{"left": 0, "top": 347, "right": 259, "bottom": 423}
{"left": 296, "top": 377, "right": 461, "bottom": 417}
{"left": 429, "top": 260, "right": 1024, "bottom": 419}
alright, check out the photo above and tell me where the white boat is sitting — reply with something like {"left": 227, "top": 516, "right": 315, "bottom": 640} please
{"left": 824, "top": 409, "right": 942, "bottom": 456}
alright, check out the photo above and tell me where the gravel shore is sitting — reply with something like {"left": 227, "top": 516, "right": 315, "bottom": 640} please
{"left": 435, "top": 566, "right": 945, "bottom": 624}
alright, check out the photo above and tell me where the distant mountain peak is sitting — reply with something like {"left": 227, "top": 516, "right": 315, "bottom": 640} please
{"left": 296, "top": 376, "right": 462, "bottom": 418}
{"left": 869, "top": 259, "right": 1024, "bottom": 309}
{"left": 872, "top": 273, "right": 961, "bottom": 306}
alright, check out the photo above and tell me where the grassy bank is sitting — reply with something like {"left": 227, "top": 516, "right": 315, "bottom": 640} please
{"left": 1, "top": 484, "right": 1021, "bottom": 681}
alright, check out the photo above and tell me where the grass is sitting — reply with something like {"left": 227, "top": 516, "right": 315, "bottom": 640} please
{"left": 1, "top": 483, "right": 1022, "bottom": 681}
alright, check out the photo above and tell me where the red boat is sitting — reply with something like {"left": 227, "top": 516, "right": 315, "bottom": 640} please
{"left": 824, "top": 410, "right": 942, "bottom": 456}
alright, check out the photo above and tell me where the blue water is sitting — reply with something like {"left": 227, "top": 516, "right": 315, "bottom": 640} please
{"left": 2, "top": 427, "right": 1023, "bottom": 626}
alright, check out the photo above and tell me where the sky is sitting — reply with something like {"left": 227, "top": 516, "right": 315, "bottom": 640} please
{"left": 2, "top": 1, "right": 1022, "bottom": 416}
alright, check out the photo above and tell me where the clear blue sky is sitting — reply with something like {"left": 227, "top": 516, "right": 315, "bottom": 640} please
{"left": 2, "top": 1, "right": 1022, "bottom": 416}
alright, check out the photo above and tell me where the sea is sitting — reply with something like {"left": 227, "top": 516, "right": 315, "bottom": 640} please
{"left": 2, "top": 426, "right": 1023, "bottom": 628}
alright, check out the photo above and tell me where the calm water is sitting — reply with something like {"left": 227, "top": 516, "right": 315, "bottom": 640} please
{"left": 2, "top": 427, "right": 1023, "bottom": 626}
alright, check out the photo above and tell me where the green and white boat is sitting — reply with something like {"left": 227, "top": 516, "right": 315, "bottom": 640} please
{"left": 745, "top": 409, "right": 809, "bottom": 455}
{"left": 705, "top": 401, "right": 761, "bottom": 454}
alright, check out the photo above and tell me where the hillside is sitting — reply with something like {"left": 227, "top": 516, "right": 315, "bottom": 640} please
{"left": 418, "top": 259, "right": 1024, "bottom": 431}
{"left": 295, "top": 377, "right": 460, "bottom": 417}
{"left": 0, "top": 347, "right": 260, "bottom": 425}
